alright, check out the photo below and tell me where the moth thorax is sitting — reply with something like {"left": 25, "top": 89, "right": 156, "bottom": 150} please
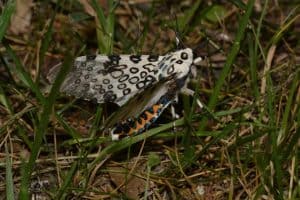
{"left": 159, "top": 48, "right": 194, "bottom": 79}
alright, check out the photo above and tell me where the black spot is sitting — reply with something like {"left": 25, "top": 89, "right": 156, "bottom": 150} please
{"left": 84, "top": 74, "right": 90, "bottom": 80}
{"left": 123, "top": 88, "right": 131, "bottom": 95}
{"left": 165, "top": 55, "right": 172, "bottom": 60}
{"left": 137, "top": 117, "right": 142, "bottom": 124}
{"left": 99, "top": 88, "right": 106, "bottom": 94}
{"left": 160, "top": 96, "right": 170, "bottom": 105}
{"left": 110, "top": 94, "right": 117, "bottom": 101}
{"left": 127, "top": 118, "right": 136, "bottom": 128}
{"left": 147, "top": 107, "right": 154, "bottom": 114}
{"left": 176, "top": 60, "right": 183, "bottom": 64}
{"left": 143, "top": 63, "right": 156, "bottom": 73}
{"left": 113, "top": 124, "right": 123, "bottom": 134}
{"left": 129, "top": 76, "right": 139, "bottom": 84}
{"left": 93, "top": 84, "right": 102, "bottom": 90}
{"left": 148, "top": 55, "right": 159, "bottom": 62}
{"left": 129, "top": 67, "right": 139, "bottom": 74}
{"left": 158, "top": 74, "right": 163, "bottom": 80}
{"left": 80, "top": 62, "right": 86, "bottom": 67}
{"left": 137, "top": 126, "right": 145, "bottom": 134}
{"left": 136, "top": 81, "right": 146, "bottom": 89}
{"left": 75, "top": 79, "right": 81, "bottom": 84}
{"left": 150, "top": 116, "right": 157, "bottom": 123}
{"left": 130, "top": 55, "right": 141, "bottom": 63}
{"left": 103, "top": 78, "right": 110, "bottom": 84}
{"left": 103, "top": 91, "right": 116, "bottom": 102}
{"left": 145, "top": 75, "right": 156, "bottom": 82}
{"left": 181, "top": 52, "right": 188, "bottom": 60}
{"left": 83, "top": 83, "right": 90, "bottom": 88}
{"left": 119, "top": 74, "right": 129, "bottom": 82}
{"left": 87, "top": 66, "right": 93, "bottom": 71}
{"left": 158, "top": 62, "right": 164, "bottom": 69}
{"left": 103, "top": 61, "right": 112, "bottom": 69}
{"left": 97, "top": 69, "right": 105, "bottom": 74}
{"left": 86, "top": 55, "right": 96, "bottom": 60}
{"left": 144, "top": 122, "right": 151, "bottom": 129}
{"left": 110, "top": 70, "right": 123, "bottom": 78}
{"left": 167, "top": 65, "right": 174, "bottom": 74}
{"left": 117, "top": 83, "right": 127, "bottom": 89}
{"left": 140, "top": 71, "right": 147, "bottom": 78}
{"left": 122, "top": 123, "right": 131, "bottom": 134}
{"left": 140, "top": 112, "right": 148, "bottom": 120}
{"left": 108, "top": 55, "right": 121, "bottom": 64}
{"left": 115, "top": 64, "right": 127, "bottom": 70}
{"left": 108, "top": 84, "right": 113, "bottom": 89}
{"left": 170, "top": 58, "right": 176, "bottom": 62}
{"left": 74, "top": 72, "right": 83, "bottom": 78}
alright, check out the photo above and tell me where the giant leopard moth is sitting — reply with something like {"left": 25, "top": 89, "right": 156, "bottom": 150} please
{"left": 47, "top": 48, "right": 202, "bottom": 140}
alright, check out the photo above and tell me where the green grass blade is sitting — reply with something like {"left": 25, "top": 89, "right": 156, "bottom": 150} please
{"left": 5, "top": 143, "right": 15, "bottom": 200}
{"left": 0, "top": 85, "right": 13, "bottom": 114}
{"left": 281, "top": 126, "right": 300, "bottom": 164}
{"left": 228, "top": 0, "right": 246, "bottom": 9}
{"left": 280, "top": 71, "right": 300, "bottom": 160}
{"left": 198, "top": 0, "right": 255, "bottom": 130}
{"left": 106, "top": 0, "right": 117, "bottom": 52}
{"left": 266, "top": 74, "right": 284, "bottom": 197}
{"left": 0, "top": 53, "right": 16, "bottom": 85}
{"left": 176, "top": 0, "right": 201, "bottom": 33}
{"left": 90, "top": 0, "right": 108, "bottom": 34}
{"left": 89, "top": 105, "right": 103, "bottom": 137}
{"left": 90, "top": 0, "right": 116, "bottom": 54}
{"left": 280, "top": 71, "right": 299, "bottom": 138}
{"left": 18, "top": 53, "right": 74, "bottom": 199}
{"left": 55, "top": 162, "right": 78, "bottom": 199}
{"left": 248, "top": 33, "right": 260, "bottom": 99}
{"left": 36, "top": 15, "right": 55, "bottom": 82}
{"left": 3, "top": 43, "right": 45, "bottom": 103}
{"left": 0, "top": 0, "right": 15, "bottom": 42}
{"left": 189, "top": 123, "right": 237, "bottom": 169}
{"left": 54, "top": 112, "right": 82, "bottom": 139}
{"left": 0, "top": 105, "right": 35, "bottom": 136}
{"left": 270, "top": 11, "right": 300, "bottom": 45}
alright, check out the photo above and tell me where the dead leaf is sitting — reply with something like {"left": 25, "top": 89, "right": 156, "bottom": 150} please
{"left": 108, "top": 162, "right": 147, "bottom": 199}
{"left": 9, "top": 0, "right": 33, "bottom": 35}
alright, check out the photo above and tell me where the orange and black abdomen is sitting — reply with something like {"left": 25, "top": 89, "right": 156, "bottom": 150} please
{"left": 111, "top": 100, "right": 171, "bottom": 139}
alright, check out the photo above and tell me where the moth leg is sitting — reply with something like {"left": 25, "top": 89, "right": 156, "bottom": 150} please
{"left": 111, "top": 132, "right": 120, "bottom": 141}
{"left": 170, "top": 105, "right": 178, "bottom": 133}
{"left": 181, "top": 87, "right": 204, "bottom": 109}
{"left": 181, "top": 87, "right": 194, "bottom": 96}
{"left": 170, "top": 105, "right": 180, "bottom": 119}
{"left": 196, "top": 99, "right": 203, "bottom": 109}
{"left": 170, "top": 94, "right": 181, "bottom": 132}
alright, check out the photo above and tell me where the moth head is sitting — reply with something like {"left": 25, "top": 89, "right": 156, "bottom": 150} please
{"left": 158, "top": 48, "right": 194, "bottom": 79}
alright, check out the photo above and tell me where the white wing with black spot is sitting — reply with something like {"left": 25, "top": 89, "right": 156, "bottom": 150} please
{"left": 47, "top": 48, "right": 195, "bottom": 107}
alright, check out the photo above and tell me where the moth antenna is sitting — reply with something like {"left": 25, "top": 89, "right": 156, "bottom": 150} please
{"left": 173, "top": 15, "right": 186, "bottom": 49}
{"left": 164, "top": 1, "right": 186, "bottom": 50}
{"left": 174, "top": 31, "right": 186, "bottom": 49}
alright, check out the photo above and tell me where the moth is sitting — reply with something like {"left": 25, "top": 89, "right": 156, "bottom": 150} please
{"left": 47, "top": 48, "right": 202, "bottom": 140}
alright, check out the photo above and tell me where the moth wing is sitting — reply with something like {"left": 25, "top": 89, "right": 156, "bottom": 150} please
{"left": 47, "top": 54, "right": 163, "bottom": 106}
{"left": 104, "top": 75, "right": 177, "bottom": 129}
